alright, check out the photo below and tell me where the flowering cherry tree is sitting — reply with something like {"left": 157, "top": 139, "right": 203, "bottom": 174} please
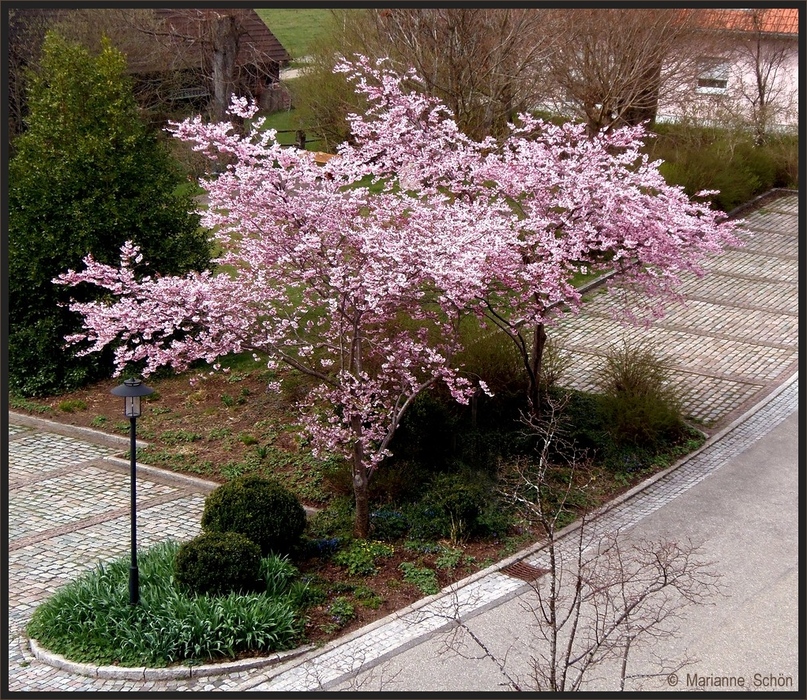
{"left": 335, "top": 57, "right": 739, "bottom": 412}
{"left": 57, "top": 57, "right": 737, "bottom": 537}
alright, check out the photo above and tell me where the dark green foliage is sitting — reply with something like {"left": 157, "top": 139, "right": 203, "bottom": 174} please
{"left": 27, "top": 541, "right": 301, "bottom": 667}
{"left": 174, "top": 531, "right": 262, "bottom": 597}
{"left": 259, "top": 555, "right": 300, "bottom": 597}
{"left": 332, "top": 540, "right": 394, "bottom": 576}
{"left": 370, "top": 506, "right": 410, "bottom": 541}
{"left": 306, "top": 495, "right": 354, "bottom": 541}
{"left": 648, "top": 123, "right": 798, "bottom": 212}
{"left": 399, "top": 562, "right": 440, "bottom": 595}
{"left": 596, "top": 341, "right": 687, "bottom": 454}
{"left": 201, "top": 475, "right": 306, "bottom": 555}
{"left": 389, "top": 391, "right": 459, "bottom": 470}
{"left": 8, "top": 32, "right": 212, "bottom": 396}
{"left": 407, "top": 472, "right": 501, "bottom": 544}
{"left": 325, "top": 596, "right": 356, "bottom": 628}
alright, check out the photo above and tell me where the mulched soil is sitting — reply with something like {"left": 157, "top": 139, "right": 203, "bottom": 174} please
{"left": 11, "top": 363, "right": 683, "bottom": 651}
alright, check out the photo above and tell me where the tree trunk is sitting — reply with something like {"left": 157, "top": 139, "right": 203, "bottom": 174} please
{"left": 351, "top": 415, "right": 371, "bottom": 539}
{"left": 210, "top": 14, "right": 238, "bottom": 123}
{"left": 528, "top": 322, "right": 547, "bottom": 417}
{"left": 621, "top": 59, "right": 662, "bottom": 127}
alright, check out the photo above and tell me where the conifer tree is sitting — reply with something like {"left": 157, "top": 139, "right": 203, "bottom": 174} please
{"left": 9, "top": 32, "right": 212, "bottom": 395}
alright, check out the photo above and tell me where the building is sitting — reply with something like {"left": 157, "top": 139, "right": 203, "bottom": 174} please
{"left": 658, "top": 8, "right": 799, "bottom": 135}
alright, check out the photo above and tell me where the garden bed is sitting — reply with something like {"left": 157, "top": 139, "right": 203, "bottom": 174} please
{"left": 14, "top": 351, "right": 705, "bottom": 662}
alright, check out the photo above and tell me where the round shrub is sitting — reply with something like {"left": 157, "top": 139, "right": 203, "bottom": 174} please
{"left": 410, "top": 472, "right": 490, "bottom": 544}
{"left": 201, "top": 475, "right": 306, "bottom": 555}
{"left": 174, "top": 531, "right": 261, "bottom": 597}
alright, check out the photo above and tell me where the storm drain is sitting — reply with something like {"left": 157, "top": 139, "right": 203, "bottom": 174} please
{"left": 500, "top": 561, "right": 549, "bottom": 582}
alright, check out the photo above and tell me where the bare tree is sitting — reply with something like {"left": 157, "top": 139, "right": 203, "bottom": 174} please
{"left": 296, "top": 8, "right": 554, "bottom": 142}
{"left": 724, "top": 9, "right": 798, "bottom": 144}
{"left": 365, "top": 8, "right": 554, "bottom": 139}
{"left": 7, "top": 8, "right": 53, "bottom": 143}
{"left": 488, "top": 397, "right": 721, "bottom": 691}
{"left": 539, "top": 8, "right": 705, "bottom": 134}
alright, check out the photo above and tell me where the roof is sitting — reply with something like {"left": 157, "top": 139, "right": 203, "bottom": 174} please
{"left": 696, "top": 8, "right": 799, "bottom": 37}
{"left": 9, "top": 8, "right": 291, "bottom": 74}
{"left": 152, "top": 8, "right": 290, "bottom": 71}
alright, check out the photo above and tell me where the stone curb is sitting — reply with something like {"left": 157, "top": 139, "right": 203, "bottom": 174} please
{"left": 102, "top": 455, "right": 218, "bottom": 494}
{"left": 28, "top": 638, "right": 315, "bottom": 680}
{"left": 9, "top": 411, "right": 148, "bottom": 451}
{"left": 237, "top": 370, "right": 800, "bottom": 689}
{"left": 724, "top": 187, "right": 798, "bottom": 220}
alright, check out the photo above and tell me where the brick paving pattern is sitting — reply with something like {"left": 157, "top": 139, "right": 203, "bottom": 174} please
{"left": 5, "top": 193, "right": 799, "bottom": 693}
{"left": 551, "top": 195, "right": 798, "bottom": 429}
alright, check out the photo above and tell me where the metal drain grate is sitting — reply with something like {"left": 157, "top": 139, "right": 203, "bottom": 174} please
{"left": 500, "top": 561, "right": 549, "bottom": 582}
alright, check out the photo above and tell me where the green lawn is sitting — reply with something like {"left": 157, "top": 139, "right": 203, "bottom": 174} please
{"left": 254, "top": 8, "right": 333, "bottom": 61}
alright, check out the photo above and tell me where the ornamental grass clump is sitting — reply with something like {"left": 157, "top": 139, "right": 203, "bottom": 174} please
{"left": 596, "top": 340, "right": 687, "bottom": 453}
{"left": 26, "top": 541, "right": 302, "bottom": 667}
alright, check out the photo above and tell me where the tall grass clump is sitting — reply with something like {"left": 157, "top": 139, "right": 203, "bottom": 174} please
{"left": 26, "top": 541, "right": 302, "bottom": 667}
{"left": 596, "top": 340, "right": 687, "bottom": 454}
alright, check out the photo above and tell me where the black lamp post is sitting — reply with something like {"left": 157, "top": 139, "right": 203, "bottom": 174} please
{"left": 111, "top": 378, "right": 153, "bottom": 605}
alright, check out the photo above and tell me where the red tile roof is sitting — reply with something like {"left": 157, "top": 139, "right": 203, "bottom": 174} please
{"left": 697, "top": 8, "right": 799, "bottom": 37}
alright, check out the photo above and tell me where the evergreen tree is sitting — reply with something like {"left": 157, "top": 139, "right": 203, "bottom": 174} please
{"left": 8, "top": 32, "right": 212, "bottom": 396}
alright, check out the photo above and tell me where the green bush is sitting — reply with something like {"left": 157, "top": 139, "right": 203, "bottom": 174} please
{"left": 649, "top": 124, "right": 799, "bottom": 212}
{"left": 175, "top": 531, "right": 262, "bottom": 596}
{"left": 8, "top": 32, "right": 212, "bottom": 396}
{"left": 407, "top": 472, "right": 493, "bottom": 545}
{"left": 370, "top": 506, "right": 409, "bottom": 541}
{"left": 306, "top": 495, "right": 354, "bottom": 541}
{"left": 596, "top": 341, "right": 687, "bottom": 452}
{"left": 201, "top": 475, "right": 306, "bottom": 555}
{"left": 27, "top": 541, "right": 301, "bottom": 667}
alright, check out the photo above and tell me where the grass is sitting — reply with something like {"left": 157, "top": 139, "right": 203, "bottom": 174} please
{"left": 254, "top": 9, "right": 333, "bottom": 61}
{"left": 252, "top": 109, "right": 326, "bottom": 151}
{"left": 26, "top": 541, "right": 303, "bottom": 668}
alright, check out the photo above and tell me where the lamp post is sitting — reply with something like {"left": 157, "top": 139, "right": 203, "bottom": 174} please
{"left": 111, "top": 378, "right": 153, "bottom": 605}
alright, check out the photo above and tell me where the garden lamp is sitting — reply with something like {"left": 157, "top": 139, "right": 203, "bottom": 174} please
{"left": 111, "top": 378, "right": 153, "bottom": 605}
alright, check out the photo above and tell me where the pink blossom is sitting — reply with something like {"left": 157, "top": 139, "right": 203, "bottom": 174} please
{"left": 57, "top": 57, "right": 738, "bottom": 536}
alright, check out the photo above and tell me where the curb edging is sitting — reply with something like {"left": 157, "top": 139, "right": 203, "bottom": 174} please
{"left": 9, "top": 411, "right": 149, "bottom": 450}
{"left": 28, "top": 637, "right": 315, "bottom": 680}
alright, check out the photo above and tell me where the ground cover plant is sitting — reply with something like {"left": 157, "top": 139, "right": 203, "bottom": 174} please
{"left": 26, "top": 541, "right": 303, "bottom": 667}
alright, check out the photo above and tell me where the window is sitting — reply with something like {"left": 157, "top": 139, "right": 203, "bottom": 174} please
{"left": 696, "top": 58, "right": 729, "bottom": 94}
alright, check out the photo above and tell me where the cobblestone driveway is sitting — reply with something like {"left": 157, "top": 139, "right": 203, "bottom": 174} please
{"left": 553, "top": 193, "right": 798, "bottom": 429}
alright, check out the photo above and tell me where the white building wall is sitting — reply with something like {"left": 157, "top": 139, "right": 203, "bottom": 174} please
{"left": 657, "top": 35, "right": 799, "bottom": 132}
